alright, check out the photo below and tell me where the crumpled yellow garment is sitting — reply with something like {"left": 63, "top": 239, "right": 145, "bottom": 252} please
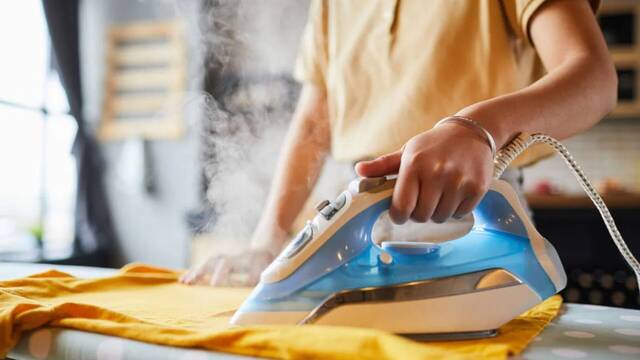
{"left": 0, "top": 264, "right": 562, "bottom": 360}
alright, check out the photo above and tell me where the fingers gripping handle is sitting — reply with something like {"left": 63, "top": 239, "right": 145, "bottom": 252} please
{"left": 358, "top": 133, "right": 640, "bottom": 294}
{"left": 355, "top": 177, "right": 528, "bottom": 239}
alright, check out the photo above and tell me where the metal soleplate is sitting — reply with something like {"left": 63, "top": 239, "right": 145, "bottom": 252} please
{"left": 402, "top": 329, "right": 498, "bottom": 342}
{"left": 299, "top": 268, "right": 522, "bottom": 325}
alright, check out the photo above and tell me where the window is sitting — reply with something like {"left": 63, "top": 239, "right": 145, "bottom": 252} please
{"left": 0, "top": 0, "right": 77, "bottom": 260}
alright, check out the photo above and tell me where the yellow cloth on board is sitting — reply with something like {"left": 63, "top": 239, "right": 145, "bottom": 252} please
{"left": 0, "top": 264, "right": 562, "bottom": 360}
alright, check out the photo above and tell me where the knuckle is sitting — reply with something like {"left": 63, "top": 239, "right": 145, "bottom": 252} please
{"left": 444, "top": 168, "right": 464, "bottom": 183}
{"left": 433, "top": 161, "right": 450, "bottom": 177}
{"left": 469, "top": 186, "right": 483, "bottom": 198}
{"left": 462, "top": 179, "right": 485, "bottom": 198}
{"left": 421, "top": 160, "right": 445, "bottom": 177}
{"left": 404, "top": 138, "right": 420, "bottom": 152}
{"left": 405, "top": 153, "right": 425, "bottom": 170}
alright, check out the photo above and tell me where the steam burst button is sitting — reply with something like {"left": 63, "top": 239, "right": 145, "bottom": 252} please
{"left": 357, "top": 177, "right": 387, "bottom": 193}
{"left": 283, "top": 223, "right": 313, "bottom": 258}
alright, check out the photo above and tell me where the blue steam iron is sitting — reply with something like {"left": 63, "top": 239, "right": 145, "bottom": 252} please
{"left": 230, "top": 176, "right": 567, "bottom": 339}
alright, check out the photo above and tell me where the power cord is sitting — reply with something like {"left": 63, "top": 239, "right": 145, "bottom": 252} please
{"left": 494, "top": 133, "right": 640, "bottom": 294}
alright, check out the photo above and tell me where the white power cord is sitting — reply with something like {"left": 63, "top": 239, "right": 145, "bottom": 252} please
{"left": 494, "top": 133, "right": 640, "bottom": 294}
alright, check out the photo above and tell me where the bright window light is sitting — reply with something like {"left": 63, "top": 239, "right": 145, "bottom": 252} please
{"left": 0, "top": 0, "right": 77, "bottom": 259}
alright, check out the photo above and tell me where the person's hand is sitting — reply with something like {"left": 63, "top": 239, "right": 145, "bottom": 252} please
{"left": 179, "top": 246, "right": 276, "bottom": 286}
{"left": 180, "top": 223, "right": 287, "bottom": 287}
{"left": 355, "top": 122, "right": 494, "bottom": 224}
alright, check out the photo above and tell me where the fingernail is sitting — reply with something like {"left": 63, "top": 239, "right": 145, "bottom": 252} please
{"left": 390, "top": 216, "right": 406, "bottom": 225}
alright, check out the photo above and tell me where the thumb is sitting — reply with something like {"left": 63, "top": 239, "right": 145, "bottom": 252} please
{"left": 355, "top": 149, "right": 403, "bottom": 177}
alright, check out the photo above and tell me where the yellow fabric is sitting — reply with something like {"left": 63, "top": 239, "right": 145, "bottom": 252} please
{"left": 294, "top": 0, "right": 599, "bottom": 166}
{"left": 1, "top": 264, "right": 562, "bottom": 360}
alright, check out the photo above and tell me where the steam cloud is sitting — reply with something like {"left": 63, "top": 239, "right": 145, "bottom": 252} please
{"left": 191, "top": 0, "right": 351, "bottom": 244}
{"left": 183, "top": 0, "right": 467, "bottom": 253}
{"left": 200, "top": 90, "right": 290, "bottom": 242}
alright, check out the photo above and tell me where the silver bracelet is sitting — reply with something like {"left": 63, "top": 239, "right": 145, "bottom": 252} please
{"left": 435, "top": 115, "right": 497, "bottom": 159}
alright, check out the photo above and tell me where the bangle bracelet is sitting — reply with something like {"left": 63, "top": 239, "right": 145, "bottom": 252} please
{"left": 435, "top": 115, "right": 497, "bottom": 159}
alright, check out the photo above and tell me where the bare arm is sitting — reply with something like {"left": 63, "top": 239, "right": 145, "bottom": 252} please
{"left": 357, "top": 0, "right": 617, "bottom": 224}
{"left": 181, "top": 83, "right": 330, "bottom": 286}
{"left": 458, "top": 0, "right": 617, "bottom": 148}
{"left": 252, "top": 83, "right": 331, "bottom": 252}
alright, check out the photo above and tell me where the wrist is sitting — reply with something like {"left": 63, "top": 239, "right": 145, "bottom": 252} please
{"left": 435, "top": 116, "right": 496, "bottom": 159}
{"left": 455, "top": 105, "right": 515, "bottom": 150}
{"left": 250, "top": 219, "right": 288, "bottom": 254}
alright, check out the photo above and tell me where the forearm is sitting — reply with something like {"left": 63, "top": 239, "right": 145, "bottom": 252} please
{"left": 458, "top": 0, "right": 617, "bottom": 150}
{"left": 253, "top": 84, "right": 330, "bottom": 249}
{"left": 458, "top": 55, "right": 617, "bottom": 149}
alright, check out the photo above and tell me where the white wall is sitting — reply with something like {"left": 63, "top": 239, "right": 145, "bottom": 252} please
{"left": 77, "top": 0, "right": 312, "bottom": 267}
{"left": 221, "top": 0, "right": 310, "bottom": 76}
{"left": 523, "top": 119, "right": 640, "bottom": 194}
{"left": 79, "top": 0, "right": 203, "bottom": 267}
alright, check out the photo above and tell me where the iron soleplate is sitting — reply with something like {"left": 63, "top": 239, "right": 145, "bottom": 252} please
{"left": 402, "top": 329, "right": 498, "bottom": 342}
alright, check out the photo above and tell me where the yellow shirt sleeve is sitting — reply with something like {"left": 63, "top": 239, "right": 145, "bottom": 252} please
{"left": 499, "top": 0, "right": 600, "bottom": 167}
{"left": 502, "top": 0, "right": 601, "bottom": 46}
{"left": 293, "top": 0, "right": 328, "bottom": 87}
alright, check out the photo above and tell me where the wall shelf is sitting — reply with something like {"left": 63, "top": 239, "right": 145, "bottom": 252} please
{"left": 526, "top": 193, "right": 640, "bottom": 209}
{"left": 601, "top": 0, "right": 640, "bottom": 118}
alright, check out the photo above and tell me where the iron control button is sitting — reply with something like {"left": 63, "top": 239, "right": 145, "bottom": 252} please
{"left": 357, "top": 177, "right": 387, "bottom": 193}
{"left": 283, "top": 223, "right": 313, "bottom": 258}
{"left": 320, "top": 204, "right": 336, "bottom": 219}
{"left": 315, "top": 198, "right": 335, "bottom": 220}
{"left": 315, "top": 199, "right": 330, "bottom": 212}
{"left": 333, "top": 193, "right": 347, "bottom": 210}
{"left": 316, "top": 193, "right": 347, "bottom": 220}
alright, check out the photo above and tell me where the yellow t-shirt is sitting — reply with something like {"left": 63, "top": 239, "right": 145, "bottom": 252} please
{"left": 294, "top": 0, "right": 599, "bottom": 166}
{"left": 0, "top": 264, "right": 563, "bottom": 359}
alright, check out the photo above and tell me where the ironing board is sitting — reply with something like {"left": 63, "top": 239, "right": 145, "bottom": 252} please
{"left": 3, "top": 263, "right": 639, "bottom": 360}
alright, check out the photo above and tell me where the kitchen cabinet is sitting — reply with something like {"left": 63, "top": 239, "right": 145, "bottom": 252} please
{"left": 600, "top": 0, "right": 640, "bottom": 117}
{"left": 531, "top": 202, "right": 640, "bottom": 309}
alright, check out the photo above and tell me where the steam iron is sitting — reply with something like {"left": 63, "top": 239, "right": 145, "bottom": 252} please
{"left": 231, "top": 176, "right": 568, "bottom": 339}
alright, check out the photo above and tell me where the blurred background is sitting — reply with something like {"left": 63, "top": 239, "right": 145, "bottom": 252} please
{"left": 0, "top": 0, "right": 639, "bottom": 309}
